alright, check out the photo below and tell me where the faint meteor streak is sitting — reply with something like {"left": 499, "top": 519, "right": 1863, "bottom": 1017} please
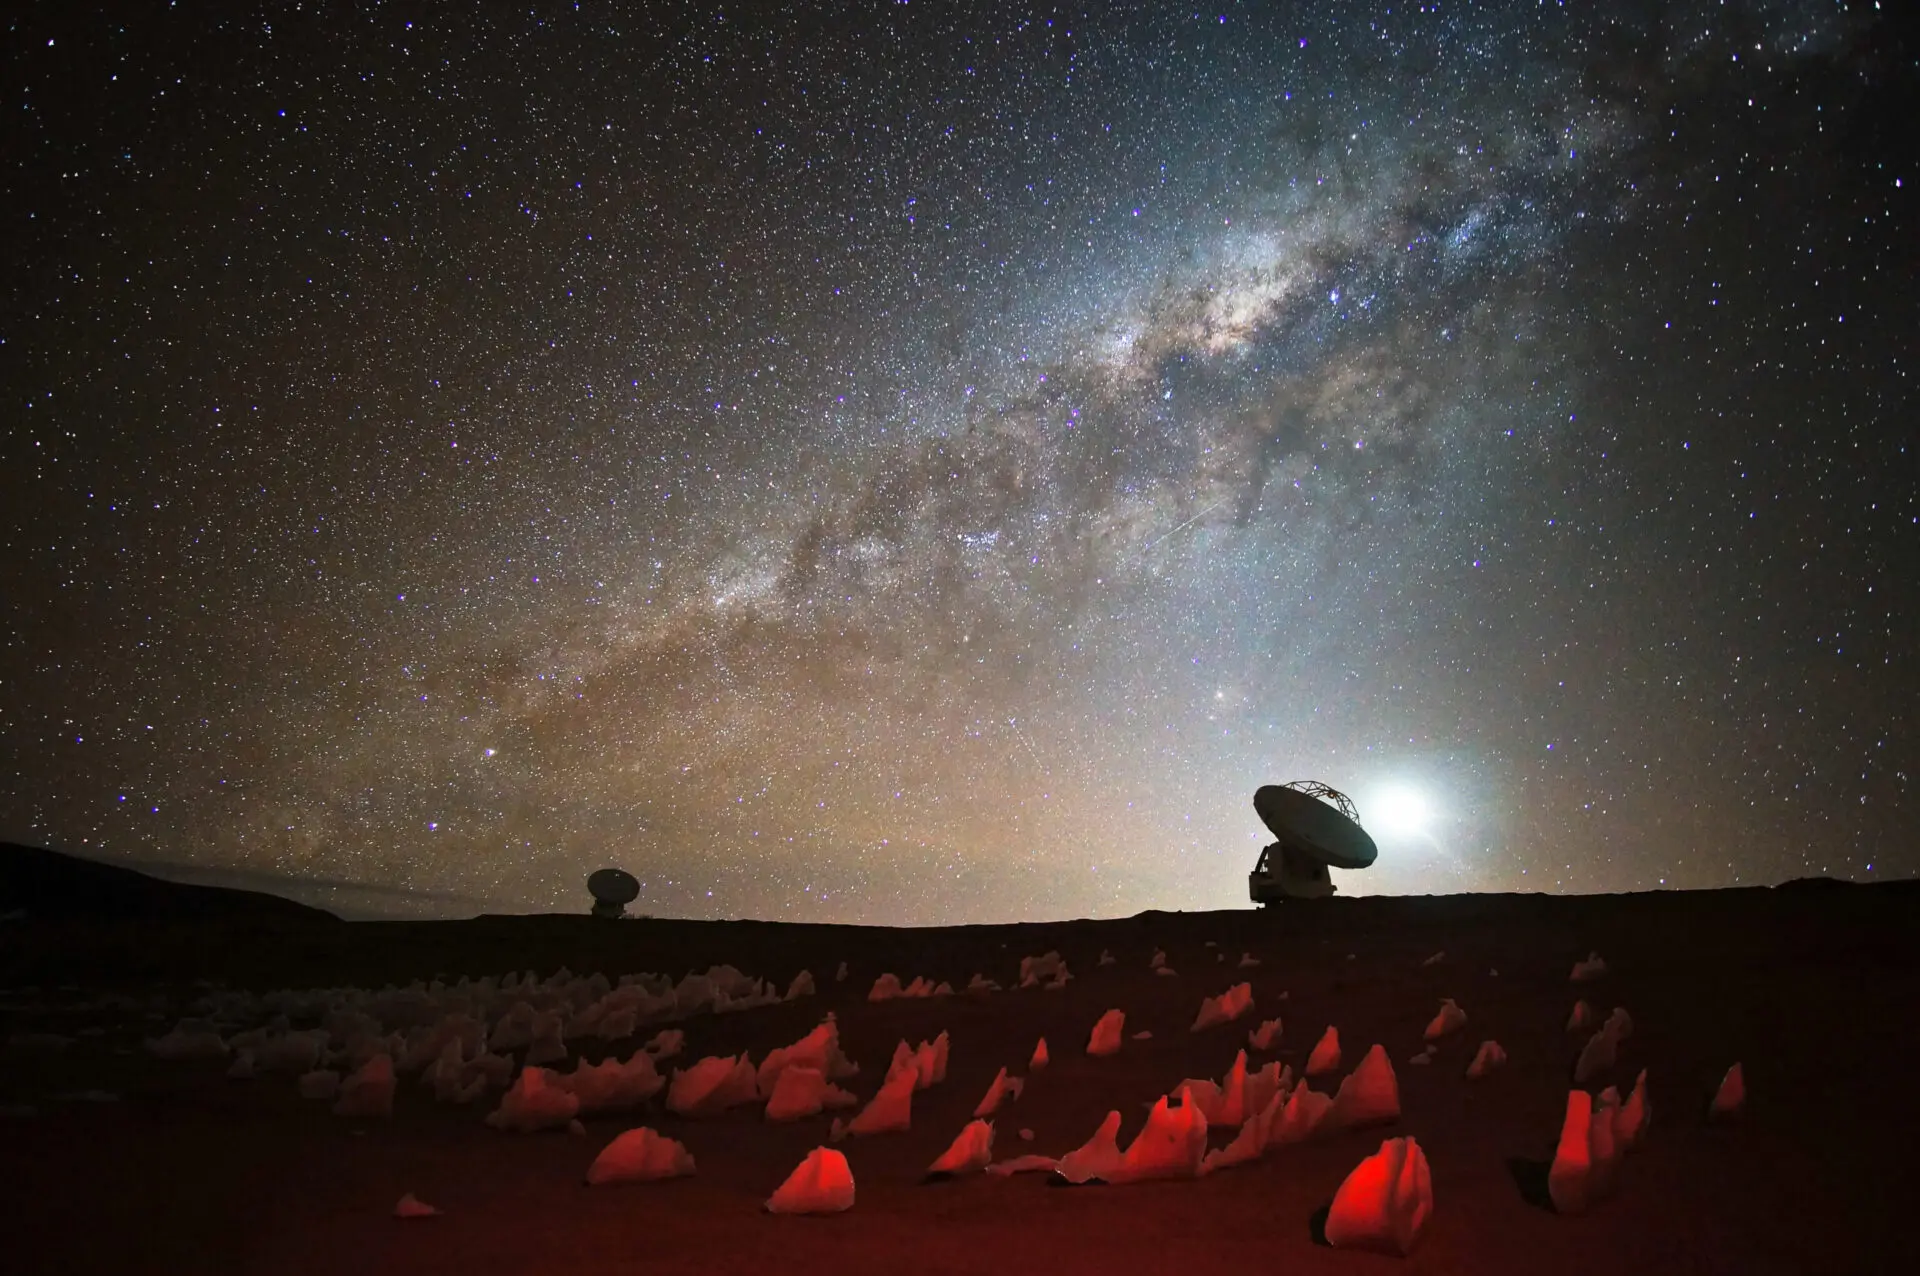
{"left": 1008, "top": 717, "right": 1047, "bottom": 775}
{"left": 1139, "top": 498, "right": 1230, "bottom": 557}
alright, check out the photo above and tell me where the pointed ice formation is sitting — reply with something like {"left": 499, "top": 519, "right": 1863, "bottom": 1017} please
{"left": 397, "top": 1016, "right": 483, "bottom": 1073}
{"left": 1423, "top": 998, "right": 1467, "bottom": 1042}
{"left": 1590, "top": 1087, "right": 1622, "bottom": 1200}
{"left": 1192, "top": 982, "right": 1255, "bottom": 1031}
{"left": 1574, "top": 1006, "right": 1632, "bottom": 1084}
{"left": 1098, "top": 949, "right": 1117, "bottom": 967}
{"left": 835, "top": 961, "right": 849, "bottom": 982}
{"left": 1548, "top": 1089, "right": 1594, "bottom": 1214}
{"left": 1201, "top": 1089, "right": 1275, "bottom": 1173}
{"left": 1086, "top": 1009, "right": 1126, "bottom": 1058}
{"left": 1324, "top": 1137, "right": 1432, "bottom": 1256}
{"left": 785, "top": 970, "right": 815, "bottom": 1000}
{"left": 1259, "top": 1066, "right": 1290, "bottom": 1120}
{"left": 1149, "top": 949, "right": 1167, "bottom": 970}
{"left": 1016, "top": 951, "right": 1071, "bottom": 990}
{"left": 973, "top": 1067, "right": 1024, "bottom": 1118}
{"left": 1054, "top": 1111, "right": 1126, "bottom": 1184}
{"left": 425, "top": 1042, "right": 489, "bottom": 1105}
{"left": 586, "top": 1127, "right": 695, "bottom": 1185}
{"left": 1465, "top": 1040, "right": 1507, "bottom": 1080}
{"left": 523, "top": 1011, "right": 568, "bottom": 1066}
{"left": 1270, "top": 1081, "right": 1332, "bottom": 1145}
{"left": 643, "top": 1029, "right": 685, "bottom": 1060}
{"left": 868, "top": 973, "right": 904, "bottom": 1002}
{"left": 1710, "top": 1062, "right": 1744, "bottom": 1120}
{"left": 561, "top": 1050, "right": 664, "bottom": 1113}
{"left": 298, "top": 1069, "right": 341, "bottom": 1101}
{"left": 1175, "top": 1050, "right": 1251, "bottom": 1126}
{"left": 928, "top": 1119, "right": 995, "bottom": 1176}
{"left": 1029, "top": 1037, "right": 1049, "bottom": 1071}
{"left": 765, "top": 1065, "right": 856, "bottom": 1122}
{"left": 848, "top": 1066, "right": 915, "bottom": 1135}
{"left": 758, "top": 1019, "right": 858, "bottom": 1097}
{"left": 471, "top": 1048, "right": 516, "bottom": 1087}
{"left": 1116, "top": 1089, "right": 1208, "bottom": 1182}
{"left": 923, "top": 1031, "right": 949, "bottom": 1086}
{"left": 593, "top": 1005, "right": 639, "bottom": 1042}
{"left": 1177, "top": 1076, "right": 1222, "bottom": 1118}
{"left": 1570, "top": 952, "right": 1608, "bottom": 982}
{"left": 146, "top": 1021, "right": 228, "bottom": 1062}
{"left": 1617, "top": 1069, "right": 1650, "bottom": 1148}
{"left": 334, "top": 1053, "right": 396, "bottom": 1118}
{"left": 1329, "top": 1044, "right": 1400, "bottom": 1131}
{"left": 1211, "top": 1050, "right": 1250, "bottom": 1126}
{"left": 966, "top": 973, "right": 1000, "bottom": 994}
{"left": 1248, "top": 1018, "right": 1283, "bottom": 1051}
{"left": 393, "top": 1193, "right": 440, "bottom": 1219}
{"left": 886, "top": 1031, "right": 949, "bottom": 1090}
{"left": 1306, "top": 1026, "right": 1342, "bottom": 1077}
{"left": 1567, "top": 1000, "right": 1594, "bottom": 1032}
{"left": 257, "top": 1029, "right": 327, "bottom": 1075}
{"left": 490, "top": 1002, "right": 536, "bottom": 1052}
{"left": 1245, "top": 1060, "right": 1288, "bottom": 1116}
{"left": 1238, "top": 953, "right": 1262, "bottom": 968}
{"left": 767, "top": 1147, "right": 855, "bottom": 1214}
{"left": 487, "top": 1066, "right": 580, "bottom": 1132}
{"left": 665, "top": 1054, "right": 757, "bottom": 1117}
{"left": 1572, "top": 1028, "right": 1613, "bottom": 1084}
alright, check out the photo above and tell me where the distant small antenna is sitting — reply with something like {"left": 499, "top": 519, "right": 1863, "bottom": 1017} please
{"left": 587, "top": 868, "right": 640, "bottom": 919}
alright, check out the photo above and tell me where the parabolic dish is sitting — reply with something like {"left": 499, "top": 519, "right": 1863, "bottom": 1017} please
{"left": 587, "top": 867, "right": 641, "bottom": 906}
{"left": 1254, "top": 783, "right": 1379, "bottom": 870}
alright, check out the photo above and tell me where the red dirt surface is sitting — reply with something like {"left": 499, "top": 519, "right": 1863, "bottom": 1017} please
{"left": 3, "top": 884, "right": 1917, "bottom": 1274}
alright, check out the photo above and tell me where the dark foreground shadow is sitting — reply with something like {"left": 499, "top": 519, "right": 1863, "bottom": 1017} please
{"left": 1508, "top": 1156, "right": 1555, "bottom": 1211}
{"left": 1308, "top": 1202, "right": 1332, "bottom": 1246}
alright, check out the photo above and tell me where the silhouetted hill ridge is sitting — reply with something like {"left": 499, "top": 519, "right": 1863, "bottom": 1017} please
{"left": 0, "top": 842, "right": 339, "bottom": 922}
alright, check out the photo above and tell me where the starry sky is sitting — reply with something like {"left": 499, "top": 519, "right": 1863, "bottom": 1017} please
{"left": 3, "top": 2, "right": 1915, "bottom": 923}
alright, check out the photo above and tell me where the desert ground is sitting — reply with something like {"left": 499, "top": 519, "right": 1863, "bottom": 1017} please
{"left": 2, "top": 864, "right": 1917, "bottom": 1275}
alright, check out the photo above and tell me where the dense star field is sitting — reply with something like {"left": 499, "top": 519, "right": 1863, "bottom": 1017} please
{"left": 2, "top": 2, "right": 1915, "bottom": 922}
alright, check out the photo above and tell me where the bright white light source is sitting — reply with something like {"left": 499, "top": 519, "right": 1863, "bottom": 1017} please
{"left": 1370, "top": 786, "right": 1432, "bottom": 838}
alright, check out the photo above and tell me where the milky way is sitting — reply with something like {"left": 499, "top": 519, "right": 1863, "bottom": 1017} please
{"left": 4, "top": 2, "right": 1915, "bottom": 921}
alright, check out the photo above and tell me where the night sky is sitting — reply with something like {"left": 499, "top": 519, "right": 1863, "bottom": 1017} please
{"left": 3, "top": 2, "right": 1915, "bottom": 923}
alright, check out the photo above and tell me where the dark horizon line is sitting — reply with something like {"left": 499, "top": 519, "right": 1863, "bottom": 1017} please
{"left": 8, "top": 838, "right": 1906, "bottom": 927}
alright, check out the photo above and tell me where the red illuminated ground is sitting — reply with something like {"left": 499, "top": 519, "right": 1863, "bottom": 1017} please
{"left": 2, "top": 884, "right": 1916, "bottom": 1274}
